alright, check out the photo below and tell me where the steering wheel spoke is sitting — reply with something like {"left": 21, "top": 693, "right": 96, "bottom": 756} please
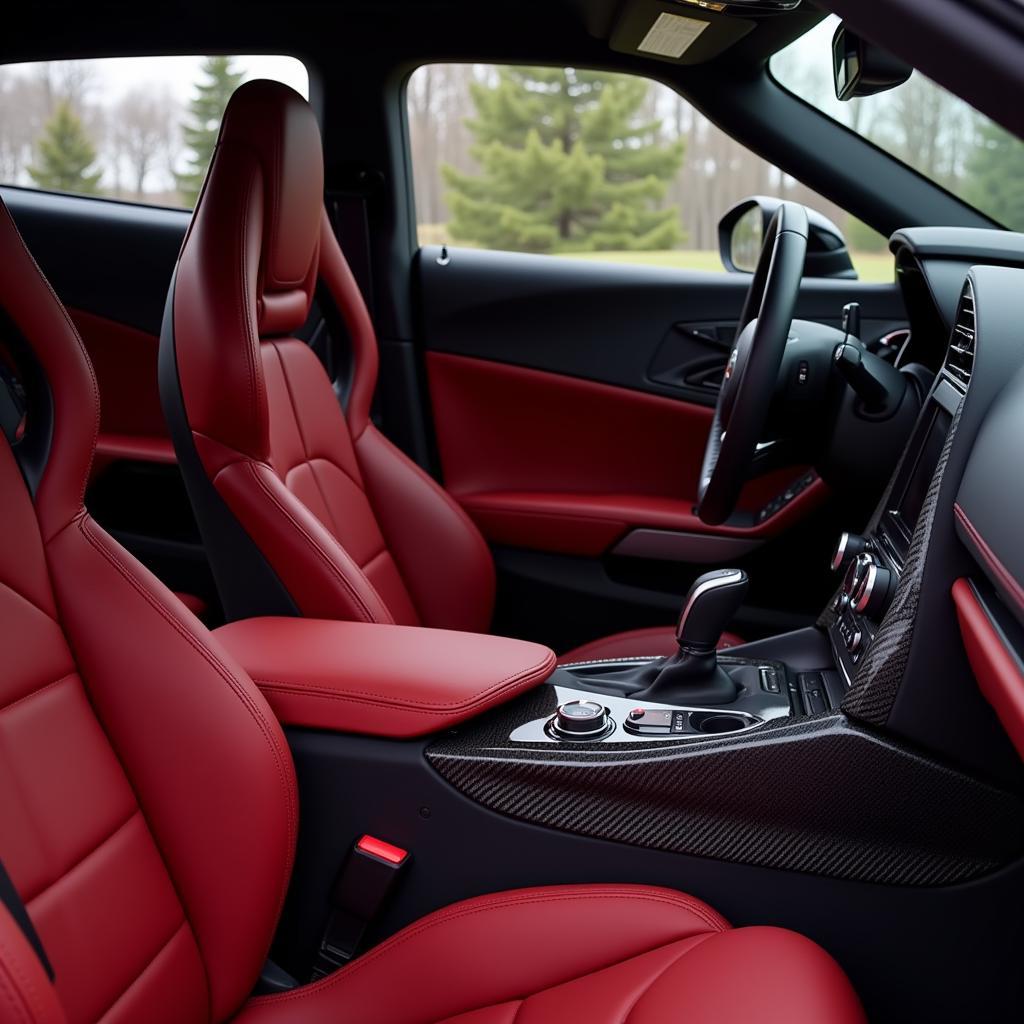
{"left": 696, "top": 203, "right": 809, "bottom": 525}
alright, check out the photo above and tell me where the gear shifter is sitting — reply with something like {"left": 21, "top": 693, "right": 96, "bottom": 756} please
{"left": 631, "top": 569, "right": 748, "bottom": 705}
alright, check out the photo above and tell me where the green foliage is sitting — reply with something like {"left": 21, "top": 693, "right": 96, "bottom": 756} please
{"left": 27, "top": 102, "right": 102, "bottom": 194}
{"left": 965, "top": 118, "right": 1024, "bottom": 233}
{"left": 444, "top": 67, "right": 683, "bottom": 253}
{"left": 176, "top": 56, "right": 245, "bottom": 207}
{"left": 845, "top": 217, "right": 888, "bottom": 253}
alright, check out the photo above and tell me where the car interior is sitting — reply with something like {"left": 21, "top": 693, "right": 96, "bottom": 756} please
{"left": 2, "top": 1, "right": 1024, "bottom": 1021}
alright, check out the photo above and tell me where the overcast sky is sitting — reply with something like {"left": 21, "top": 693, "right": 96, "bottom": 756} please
{"left": 3, "top": 53, "right": 308, "bottom": 105}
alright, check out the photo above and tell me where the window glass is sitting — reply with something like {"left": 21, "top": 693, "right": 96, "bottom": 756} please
{"left": 772, "top": 14, "right": 1024, "bottom": 232}
{"left": 407, "top": 63, "right": 890, "bottom": 281}
{"left": 0, "top": 55, "right": 308, "bottom": 208}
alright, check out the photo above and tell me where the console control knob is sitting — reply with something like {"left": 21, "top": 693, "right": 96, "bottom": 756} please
{"left": 853, "top": 561, "right": 893, "bottom": 617}
{"left": 831, "top": 532, "right": 867, "bottom": 572}
{"left": 553, "top": 700, "right": 609, "bottom": 738}
{"left": 842, "top": 552, "right": 873, "bottom": 600}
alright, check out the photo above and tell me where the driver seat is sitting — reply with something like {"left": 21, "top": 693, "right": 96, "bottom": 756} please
{"left": 160, "top": 80, "right": 742, "bottom": 657}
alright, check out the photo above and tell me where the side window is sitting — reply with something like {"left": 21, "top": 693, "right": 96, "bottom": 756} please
{"left": 0, "top": 55, "right": 308, "bottom": 209}
{"left": 406, "top": 64, "right": 887, "bottom": 280}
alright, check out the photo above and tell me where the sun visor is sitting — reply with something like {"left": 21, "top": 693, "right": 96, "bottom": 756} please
{"left": 610, "top": 1, "right": 756, "bottom": 65}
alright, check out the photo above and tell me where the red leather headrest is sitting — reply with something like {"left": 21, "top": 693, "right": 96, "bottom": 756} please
{"left": 0, "top": 200, "right": 99, "bottom": 540}
{"left": 172, "top": 80, "right": 324, "bottom": 462}
{"left": 216, "top": 79, "right": 324, "bottom": 336}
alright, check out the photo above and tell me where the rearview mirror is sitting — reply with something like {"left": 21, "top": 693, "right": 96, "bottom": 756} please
{"left": 832, "top": 22, "right": 912, "bottom": 101}
{"left": 718, "top": 196, "right": 858, "bottom": 279}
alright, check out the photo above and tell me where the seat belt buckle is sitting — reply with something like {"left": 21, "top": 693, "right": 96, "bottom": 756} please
{"left": 311, "top": 835, "right": 410, "bottom": 980}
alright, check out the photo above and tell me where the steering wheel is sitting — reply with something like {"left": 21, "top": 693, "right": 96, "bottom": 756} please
{"left": 696, "top": 202, "right": 809, "bottom": 525}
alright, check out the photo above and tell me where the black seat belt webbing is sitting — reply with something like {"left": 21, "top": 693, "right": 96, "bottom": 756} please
{"left": 0, "top": 855, "right": 54, "bottom": 980}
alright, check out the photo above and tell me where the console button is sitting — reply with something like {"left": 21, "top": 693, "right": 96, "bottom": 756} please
{"left": 797, "top": 673, "right": 831, "bottom": 715}
{"left": 623, "top": 708, "right": 674, "bottom": 736}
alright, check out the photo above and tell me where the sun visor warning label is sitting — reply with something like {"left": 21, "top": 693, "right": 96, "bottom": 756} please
{"left": 638, "top": 13, "right": 709, "bottom": 59}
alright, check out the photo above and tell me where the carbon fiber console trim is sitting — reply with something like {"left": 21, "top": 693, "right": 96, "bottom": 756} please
{"left": 426, "top": 688, "right": 1024, "bottom": 886}
{"left": 841, "top": 400, "right": 963, "bottom": 724}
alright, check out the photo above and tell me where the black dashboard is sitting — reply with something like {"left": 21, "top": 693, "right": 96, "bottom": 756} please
{"left": 825, "top": 235, "right": 1024, "bottom": 783}
{"left": 890, "top": 225, "right": 1024, "bottom": 372}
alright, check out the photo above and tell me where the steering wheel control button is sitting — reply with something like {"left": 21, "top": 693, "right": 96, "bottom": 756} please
{"left": 551, "top": 700, "right": 611, "bottom": 740}
{"left": 756, "top": 472, "right": 816, "bottom": 524}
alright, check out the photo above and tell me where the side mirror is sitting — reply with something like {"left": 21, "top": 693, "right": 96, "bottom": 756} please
{"left": 718, "top": 196, "right": 858, "bottom": 279}
{"left": 832, "top": 22, "right": 912, "bottom": 101}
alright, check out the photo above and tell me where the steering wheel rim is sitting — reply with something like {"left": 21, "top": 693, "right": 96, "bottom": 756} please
{"left": 696, "top": 202, "right": 809, "bottom": 526}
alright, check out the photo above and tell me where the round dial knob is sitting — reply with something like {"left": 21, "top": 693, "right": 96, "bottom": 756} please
{"left": 842, "top": 552, "right": 873, "bottom": 600}
{"left": 552, "top": 700, "right": 609, "bottom": 738}
{"left": 831, "top": 532, "right": 867, "bottom": 572}
{"left": 853, "top": 561, "right": 893, "bottom": 617}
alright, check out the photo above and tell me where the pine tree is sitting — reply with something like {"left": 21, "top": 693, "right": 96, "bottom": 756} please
{"left": 175, "top": 56, "right": 246, "bottom": 206}
{"left": 965, "top": 118, "right": 1024, "bottom": 232}
{"left": 443, "top": 67, "right": 684, "bottom": 253}
{"left": 27, "top": 101, "right": 102, "bottom": 194}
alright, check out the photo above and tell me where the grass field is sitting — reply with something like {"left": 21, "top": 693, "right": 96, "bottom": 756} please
{"left": 571, "top": 248, "right": 894, "bottom": 283}
{"left": 417, "top": 226, "right": 893, "bottom": 283}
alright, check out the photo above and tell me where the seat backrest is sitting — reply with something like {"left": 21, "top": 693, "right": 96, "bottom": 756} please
{"left": 0, "top": 199, "right": 296, "bottom": 1023}
{"left": 162, "top": 80, "right": 495, "bottom": 632}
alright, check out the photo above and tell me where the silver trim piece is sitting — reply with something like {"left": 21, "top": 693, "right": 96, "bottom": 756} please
{"left": 676, "top": 569, "right": 746, "bottom": 643}
{"left": 830, "top": 531, "right": 851, "bottom": 571}
{"left": 854, "top": 562, "right": 879, "bottom": 614}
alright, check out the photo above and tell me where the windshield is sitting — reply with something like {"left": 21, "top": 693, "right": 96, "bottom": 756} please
{"left": 771, "top": 15, "right": 1024, "bottom": 232}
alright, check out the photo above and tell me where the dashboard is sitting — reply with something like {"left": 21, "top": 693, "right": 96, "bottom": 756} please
{"left": 823, "top": 232, "right": 1024, "bottom": 782}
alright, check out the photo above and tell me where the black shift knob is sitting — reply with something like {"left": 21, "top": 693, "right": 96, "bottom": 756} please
{"left": 676, "top": 569, "right": 748, "bottom": 655}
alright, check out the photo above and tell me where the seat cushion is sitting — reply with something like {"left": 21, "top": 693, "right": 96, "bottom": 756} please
{"left": 559, "top": 626, "right": 743, "bottom": 664}
{"left": 233, "top": 884, "right": 864, "bottom": 1024}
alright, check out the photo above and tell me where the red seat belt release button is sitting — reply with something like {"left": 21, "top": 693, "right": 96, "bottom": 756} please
{"left": 356, "top": 834, "right": 408, "bottom": 865}
{"left": 312, "top": 835, "right": 411, "bottom": 980}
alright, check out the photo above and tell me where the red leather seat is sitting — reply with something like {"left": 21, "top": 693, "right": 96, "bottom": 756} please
{"left": 0, "top": 193, "right": 862, "bottom": 1022}
{"left": 160, "top": 79, "right": 740, "bottom": 658}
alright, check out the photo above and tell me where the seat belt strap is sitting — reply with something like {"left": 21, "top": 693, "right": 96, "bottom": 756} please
{"left": 324, "top": 163, "right": 385, "bottom": 323}
{"left": 0, "top": 855, "right": 54, "bottom": 980}
{"left": 0, "top": 365, "right": 25, "bottom": 444}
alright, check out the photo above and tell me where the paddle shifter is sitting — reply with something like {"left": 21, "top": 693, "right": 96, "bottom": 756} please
{"left": 631, "top": 569, "right": 748, "bottom": 705}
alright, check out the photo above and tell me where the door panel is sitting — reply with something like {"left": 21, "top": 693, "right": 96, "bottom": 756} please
{"left": 417, "top": 245, "right": 907, "bottom": 648}
{"left": 418, "top": 245, "right": 907, "bottom": 399}
{"left": 427, "top": 351, "right": 826, "bottom": 556}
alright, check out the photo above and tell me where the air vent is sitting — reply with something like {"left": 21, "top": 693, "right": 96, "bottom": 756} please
{"left": 945, "top": 282, "right": 975, "bottom": 389}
